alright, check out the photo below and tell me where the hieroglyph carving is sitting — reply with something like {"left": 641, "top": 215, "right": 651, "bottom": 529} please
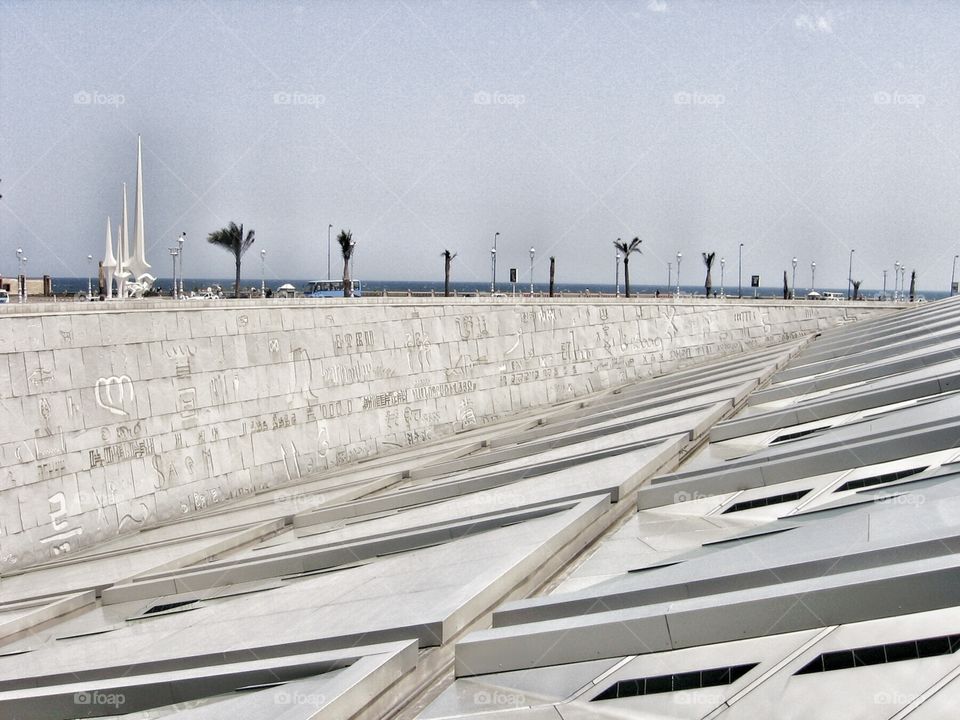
{"left": 95, "top": 375, "right": 134, "bottom": 416}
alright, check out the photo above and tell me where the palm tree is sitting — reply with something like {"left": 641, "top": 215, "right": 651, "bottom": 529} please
{"left": 337, "top": 229, "right": 355, "bottom": 297}
{"left": 852, "top": 279, "right": 862, "bottom": 301}
{"left": 549, "top": 256, "right": 556, "bottom": 297}
{"left": 441, "top": 249, "right": 457, "bottom": 297}
{"left": 702, "top": 252, "right": 716, "bottom": 297}
{"left": 612, "top": 237, "right": 642, "bottom": 298}
{"left": 207, "top": 222, "right": 255, "bottom": 298}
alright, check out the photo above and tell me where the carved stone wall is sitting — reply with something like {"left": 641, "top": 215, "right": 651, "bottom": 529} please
{"left": 0, "top": 298, "right": 891, "bottom": 569}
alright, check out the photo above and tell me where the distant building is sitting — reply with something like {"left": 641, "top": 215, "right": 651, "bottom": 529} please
{"left": 0, "top": 275, "right": 52, "bottom": 296}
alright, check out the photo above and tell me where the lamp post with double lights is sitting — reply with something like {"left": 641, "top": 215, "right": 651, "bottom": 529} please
{"left": 720, "top": 257, "right": 726, "bottom": 298}
{"left": 177, "top": 233, "right": 185, "bottom": 299}
{"left": 16, "top": 248, "right": 26, "bottom": 304}
{"left": 260, "top": 249, "right": 267, "bottom": 298}
{"left": 676, "top": 251, "right": 682, "bottom": 297}
{"left": 791, "top": 257, "right": 798, "bottom": 299}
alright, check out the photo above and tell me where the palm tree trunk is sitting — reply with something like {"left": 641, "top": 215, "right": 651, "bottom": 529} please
{"left": 235, "top": 254, "right": 241, "bottom": 299}
{"left": 444, "top": 257, "right": 451, "bottom": 297}
{"left": 624, "top": 259, "right": 631, "bottom": 298}
{"left": 343, "top": 257, "right": 350, "bottom": 297}
{"left": 705, "top": 271, "right": 712, "bottom": 298}
{"left": 549, "top": 256, "right": 555, "bottom": 297}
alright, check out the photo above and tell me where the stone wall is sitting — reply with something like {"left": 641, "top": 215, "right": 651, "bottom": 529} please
{"left": 0, "top": 297, "right": 891, "bottom": 569}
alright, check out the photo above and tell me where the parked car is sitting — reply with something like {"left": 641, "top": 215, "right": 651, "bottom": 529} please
{"left": 0, "top": 289, "right": 8, "bottom": 304}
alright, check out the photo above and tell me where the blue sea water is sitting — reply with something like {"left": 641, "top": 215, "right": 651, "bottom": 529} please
{"left": 46, "top": 277, "right": 949, "bottom": 301}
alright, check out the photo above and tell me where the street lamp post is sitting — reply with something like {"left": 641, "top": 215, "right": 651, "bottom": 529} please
{"left": 811, "top": 261, "right": 816, "bottom": 295}
{"left": 327, "top": 224, "right": 332, "bottom": 282}
{"left": 720, "top": 257, "right": 726, "bottom": 298}
{"left": 168, "top": 248, "right": 179, "bottom": 299}
{"left": 177, "top": 233, "right": 186, "bottom": 300}
{"left": 847, "top": 249, "right": 855, "bottom": 300}
{"left": 951, "top": 255, "right": 958, "bottom": 296}
{"left": 87, "top": 254, "right": 93, "bottom": 298}
{"left": 738, "top": 243, "right": 744, "bottom": 298}
{"left": 894, "top": 262, "right": 900, "bottom": 301}
{"left": 616, "top": 252, "right": 621, "bottom": 297}
{"left": 676, "top": 251, "right": 682, "bottom": 297}
{"left": 492, "top": 232, "right": 499, "bottom": 294}
{"left": 529, "top": 246, "right": 535, "bottom": 295}
{"left": 16, "top": 248, "right": 26, "bottom": 304}
{"left": 260, "top": 249, "right": 266, "bottom": 298}
{"left": 667, "top": 262, "right": 672, "bottom": 292}
{"left": 791, "top": 257, "right": 798, "bottom": 300}
{"left": 882, "top": 269, "right": 888, "bottom": 300}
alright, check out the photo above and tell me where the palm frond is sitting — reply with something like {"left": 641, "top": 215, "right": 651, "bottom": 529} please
{"left": 337, "top": 230, "right": 354, "bottom": 260}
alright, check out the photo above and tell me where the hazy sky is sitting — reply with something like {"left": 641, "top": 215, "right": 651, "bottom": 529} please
{"left": 3, "top": 0, "right": 960, "bottom": 291}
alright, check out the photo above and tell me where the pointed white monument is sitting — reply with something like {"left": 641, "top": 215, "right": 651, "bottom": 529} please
{"left": 127, "top": 135, "right": 153, "bottom": 284}
{"left": 103, "top": 216, "right": 117, "bottom": 300}
{"left": 116, "top": 186, "right": 130, "bottom": 300}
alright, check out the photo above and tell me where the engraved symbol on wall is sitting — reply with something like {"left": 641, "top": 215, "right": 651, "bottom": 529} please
{"left": 405, "top": 332, "right": 435, "bottom": 373}
{"left": 95, "top": 375, "right": 134, "bottom": 416}
{"left": 118, "top": 502, "right": 150, "bottom": 532}
{"left": 210, "top": 373, "right": 239, "bottom": 406}
{"left": 39, "top": 397, "right": 52, "bottom": 435}
{"left": 317, "top": 422, "right": 329, "bottom": 458}
{"left": 455, "top": 315, "right": 489, "bottom": 340}
{"left": 66, "top": 395, "right": 81, "bottom": 419}
{"left": 178, "top": 387, "right": 198, "bottom": 427}
{"left": 457, "top": 399, "right": 477, "bottom": 428}
{"left": 40, "top": 491, "right": 83, "bottom": 555}
{"left": 290, "top": 348, "right": 319, "bottom": 401}
{"left": 28, "top": 368, "right": 54, "bottom": 388}
{"left": 506, "top": 329, "right": 523, "bottom": 357}
{"left": 165, "top": 345, "right": 196, "bottom": 378}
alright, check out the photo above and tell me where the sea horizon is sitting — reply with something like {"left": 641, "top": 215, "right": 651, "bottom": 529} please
{"left": 44, "top": 276, "right": 947, "bottom": 301}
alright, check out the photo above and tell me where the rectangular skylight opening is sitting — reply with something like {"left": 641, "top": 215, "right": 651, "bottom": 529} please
{"left": 795, "top": 633, "right": 960, "bottom": 675}
{"left": 833, "top": 466, "right": 928, "bottom": 493}
{"left": 770, "top": 427, "right": 829, "bottom": 444}
{"left": 722, "top": 489, "right": 812, "bottom": 514}
{"left": 592, "top": 663, "right": 757, "bottom": 701}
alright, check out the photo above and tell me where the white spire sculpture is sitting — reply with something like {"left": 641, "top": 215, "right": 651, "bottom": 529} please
{"left": 116, "top": 186, "right": 130, "bottom": 300}
{"left": 102, "top": 216, "right": 116, "bottom": 299}
{"left": 128, "top": 135, "right": 153, "bottom": 284}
